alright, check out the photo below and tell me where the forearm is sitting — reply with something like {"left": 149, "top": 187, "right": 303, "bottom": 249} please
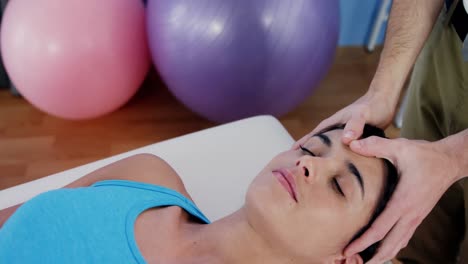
{"left": 439, "top": 129, "right": 468, "bottom": 181}
{"left": 370, "top": 0, "right": 444, "bottom": 106}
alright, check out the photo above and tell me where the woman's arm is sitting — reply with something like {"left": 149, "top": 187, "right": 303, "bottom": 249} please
{"left": 0, "top": 154, "right": 191, "bottom": 228}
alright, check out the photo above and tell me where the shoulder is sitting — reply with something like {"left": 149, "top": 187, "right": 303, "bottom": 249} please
{"left": 106, "top": 154, "right": 193, "bottom": 202}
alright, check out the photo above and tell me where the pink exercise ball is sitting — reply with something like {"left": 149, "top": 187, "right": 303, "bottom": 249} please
{"left": 1, "top": 0, "right": 150, "bottom": 120}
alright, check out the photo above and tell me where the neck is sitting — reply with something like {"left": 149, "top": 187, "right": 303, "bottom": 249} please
{"left": 171, "top": 207, "right": 290, "bottom": 264}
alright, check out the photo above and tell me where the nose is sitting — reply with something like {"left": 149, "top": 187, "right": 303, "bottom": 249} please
{"left": 295, "top": 156, "right": 337, "bottom": 183}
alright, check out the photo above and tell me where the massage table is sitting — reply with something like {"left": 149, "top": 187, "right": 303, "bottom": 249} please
{"left": 0, "top": 115, "right": 294, "bottom": 221}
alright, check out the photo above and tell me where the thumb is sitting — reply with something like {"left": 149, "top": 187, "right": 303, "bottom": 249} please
{"left": 342, "top": 115, "right": 366, "bottom": 145}
{"left": 292, "top": 134, "right": 311, "bottom": 150}
{"left": 350, "top": 136, "right": 397, "bottom": 161}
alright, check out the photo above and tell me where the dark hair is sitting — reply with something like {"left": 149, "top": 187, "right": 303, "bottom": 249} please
{"left": 315, "top": 124, "right": 398, "bottom": 262}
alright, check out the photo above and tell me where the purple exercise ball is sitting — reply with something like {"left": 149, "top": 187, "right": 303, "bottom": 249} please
{"left": 147, "top": 0, "right": 339, "bottom": 123}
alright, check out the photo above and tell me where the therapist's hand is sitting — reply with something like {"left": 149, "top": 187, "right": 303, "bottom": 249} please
{"left": 292, "top": 91, "right": 395, "bottom": 149}
{"left": 344, "top": 136, "right": 460, "bottom": 264}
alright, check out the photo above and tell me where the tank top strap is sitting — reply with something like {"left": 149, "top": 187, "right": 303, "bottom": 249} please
{"left": 92, "top": 180, "right": 211, "bottom": 224}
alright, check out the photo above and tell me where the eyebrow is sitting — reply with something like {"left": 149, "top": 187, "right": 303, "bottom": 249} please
{"left": 312, "top": 132, "right": 365, "bottom": 198}
{"left": 347, "top": 162, "right": 365, "bottom": 198}
{"left": 314, "top": 133, "right": 331, "bottom": 147}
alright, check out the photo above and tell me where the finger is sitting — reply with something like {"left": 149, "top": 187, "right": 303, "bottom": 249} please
{"left": 367, "top": 225, "right": 414, "bottom": 264}
{"left": 342, "top": 114, "right": 366, "bottom": 145}
{"left": 292, "top": 115, "right": 345, "bottom": 150}
{"left": 399, "top": 230, "right": 414, "bottom": 251}
{"left": 349, "top": 136, "right": 398, "bottom": 162}
{"left": 398, "top": 216, "right": 420, "bottom": 250}
{"left": 291, "top": 134, "right": 313, "bottom": 150}
{"left": 312, "top": 110, "right": 349, "bottom": 135}
{"left": 365, "top": 221, "right": 408, "bottom": 264}
{"left": 345, "top": 198, "right": 401, "bottom": 256}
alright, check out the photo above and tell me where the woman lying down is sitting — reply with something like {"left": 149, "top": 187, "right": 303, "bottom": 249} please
{"left": 0, "top": 124, "right": 397, "bottom": 264}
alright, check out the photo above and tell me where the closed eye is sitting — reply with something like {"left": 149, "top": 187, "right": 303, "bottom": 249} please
{"left": 300, "top": 145, "right": 316, "bottom": 157}
{"left": 333, "top": 178, "right": 345, "bottom": 197}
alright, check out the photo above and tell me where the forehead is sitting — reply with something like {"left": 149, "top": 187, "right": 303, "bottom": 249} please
{"left": 311, "top": 129, "right": 386, "bottom": 203}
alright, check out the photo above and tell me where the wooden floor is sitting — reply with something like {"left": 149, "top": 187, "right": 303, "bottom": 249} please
{"left": 0, "top": 47, "right": 400, "bottom": 190}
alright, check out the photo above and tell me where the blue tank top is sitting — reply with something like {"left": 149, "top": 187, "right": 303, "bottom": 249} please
{"left": 0, "top": 180, "right": 210, "bottom": 263}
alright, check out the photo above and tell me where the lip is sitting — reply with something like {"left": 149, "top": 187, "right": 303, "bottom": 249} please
{"left": 273, "top": 168, "right": 298, "bottom": 202}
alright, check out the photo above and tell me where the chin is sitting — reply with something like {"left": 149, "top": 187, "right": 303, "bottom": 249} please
{"left": 244, "top": 197, "right": 317, "bottom": 262}
{"left": 245, "top": 180, "right": 298, "bottom": 246}
{"left": 246, "top": 173, "right": 286, "bottom": 215}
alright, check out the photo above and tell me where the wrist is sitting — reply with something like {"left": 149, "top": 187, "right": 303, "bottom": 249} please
{"left": 367, "top": 60, "right": 408, "bottom": 105}
{"left": 366, "top": 78, "right": 401, "bottom": 110}
{"left": 437, "top": 130, "right": 468, "bottom": 182}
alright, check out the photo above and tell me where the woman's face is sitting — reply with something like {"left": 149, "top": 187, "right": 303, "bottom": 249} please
{"left": 245, "top": 129, "right": 386, "bottom": 263}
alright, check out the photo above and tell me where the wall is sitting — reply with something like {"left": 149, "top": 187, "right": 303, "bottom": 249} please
{"left": 339, "top": 0, "right": 390, "bottom": 46}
